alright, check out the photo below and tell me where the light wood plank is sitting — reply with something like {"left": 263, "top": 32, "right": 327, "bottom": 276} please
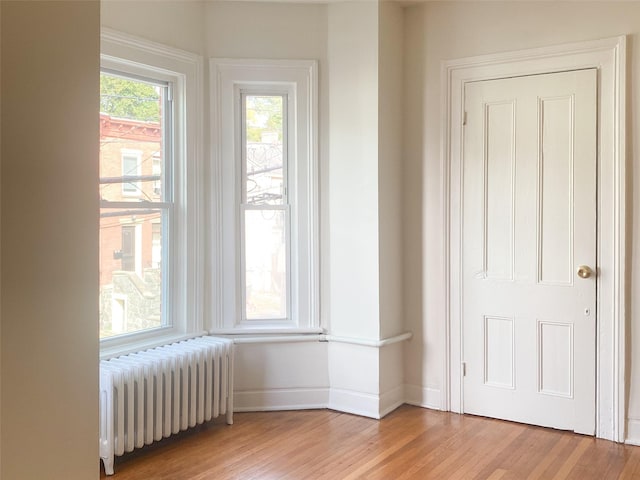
{"left": 551, "top": 437, "right": 592, "bottom": 480}
{"left": 100, "top": 406, "right": 640, "bottom": 479}
{"left": 487, "top": 469, "right": 508, "bottom": 480}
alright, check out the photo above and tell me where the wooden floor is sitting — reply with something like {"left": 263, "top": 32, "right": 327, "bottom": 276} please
{"left": 101, "top": 405, "right": 640, "bottom": 479}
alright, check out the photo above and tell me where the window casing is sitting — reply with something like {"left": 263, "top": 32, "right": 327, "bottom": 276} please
{"left": 100, "top": 29, "right": 203, "bottom": 357}
{"left": 211, "top": 59, "right": 319, "bottom": 333}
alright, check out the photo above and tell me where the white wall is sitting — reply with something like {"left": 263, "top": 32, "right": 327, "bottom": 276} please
{"left": 402, "top": 0, "right": 443, "bottom": 411}
{"left": 402, "top": 2, "right": 640, "bottom": 435}
{"left": 205, "top": 1, "right": 327, "bottom": 60}
{"left": 234, "top": 340, "right": 329, "bottom": 411}
{"left": 378, "top": 2, "right": 404, "bottom": 340}
{"left": 101, "top": 0, "right": 206, "bottom": 56}
{"left": 328, "top": 1, "right": 380, "bottom": 340}
{"left": 325, "top": 1, "right": 407, "bottom": 418}
{"left": 1, "top": 2, "right": 100, "bottom": 478}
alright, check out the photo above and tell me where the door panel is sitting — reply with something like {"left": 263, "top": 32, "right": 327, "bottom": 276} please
{"left": 462, "top": 69, "right": 597, "bottom": 434}
{"left": 539, "top": 95, "right": 574, "bottom": 285}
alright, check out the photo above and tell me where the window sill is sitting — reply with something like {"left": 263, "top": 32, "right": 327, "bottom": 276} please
{"left": 209, "top": 327, "right": 324, "bottom": 336}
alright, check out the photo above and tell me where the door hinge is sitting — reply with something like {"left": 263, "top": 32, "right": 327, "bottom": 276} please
{"left": 463, "top": 111, "right": 468, "bottom": 126}
{"left": 462, "top": 362, "right": 467, "bottom": 376}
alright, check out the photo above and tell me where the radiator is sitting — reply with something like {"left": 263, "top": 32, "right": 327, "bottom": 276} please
{"left": 99, "top": 336, "right": 234, "bottom": 475}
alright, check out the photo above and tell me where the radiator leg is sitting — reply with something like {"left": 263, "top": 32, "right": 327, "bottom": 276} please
{"left": 226, "top": 343, "right": 234, "bottom": 426}
{"left": 226, "top": 408, "right": 234, "bottom": 425}
{"left": 102, "top": 456, "right": 115, "bottom": 476}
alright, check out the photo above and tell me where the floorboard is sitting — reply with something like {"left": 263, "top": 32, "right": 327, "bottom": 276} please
{"left": 100, "top": 405, "right": 640, "bottom": 479}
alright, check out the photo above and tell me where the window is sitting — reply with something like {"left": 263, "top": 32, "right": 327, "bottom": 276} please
{"left": 211, "top": 59, "right": 319, "bottom": 332}
{"left": 100, "top": 68, "right": 170, "bottom": 340}
{"left": 100, "top": 29, "right": 203, "bottom": 354}
{"left": 242, "top": 94, "right": 288, "bottom": 321}
{"left": 120, "top": 224, "right": 136, "bottom": 272}
{"left": 121, "top": 150, "right": 142, "bottom": 196}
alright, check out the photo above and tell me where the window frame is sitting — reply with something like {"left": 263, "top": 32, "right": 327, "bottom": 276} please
{"left": 100, "top": 29, "right": 204, "bottom": 359}
{"left": 210, "top": 59, "right": 319, "bottom": 333}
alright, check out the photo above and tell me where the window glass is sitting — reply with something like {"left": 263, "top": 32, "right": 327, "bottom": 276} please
{"left": 100, "top": 73, "right": 164, "bottom": 203}
{"left": 244, "top": 209, "right": 288, "bottom": 320}
{"left": 242, "top": 94, "right": 289, "bottom": 321}
{"left": 99, "top": 71, "right": 169, "bottom": 339}
{"left": 244, "top": 95, "right": 285, "bottom": 205}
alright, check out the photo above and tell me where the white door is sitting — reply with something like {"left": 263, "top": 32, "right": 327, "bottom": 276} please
{"left": 462, "top": 69, "right": 597, "bottom": 434}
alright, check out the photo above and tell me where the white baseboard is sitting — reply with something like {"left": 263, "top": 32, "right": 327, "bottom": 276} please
{"left": 626, "top": 418, "right": 640, "bottom": 445}
{"left": 233, "top": 384, "right": 443, "bottom": 418}
{"left": 379, "top": 385, "right": 405, "bottom": 418}
{"left": 234, "top": 388, "right": 329, "bottom": 412}
{"left": 328, "top": 388, "right": 382, "bottom": 419}
{"left": 404, "top": 384, "right": 442, "bottom": 410}
{"left": 234, "top": 386, "right": 404, "bottom": 419}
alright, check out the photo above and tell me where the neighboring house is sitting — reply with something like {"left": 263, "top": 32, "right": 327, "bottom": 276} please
{"left": 99, "top": 113, "right": 162, "bottom": 336}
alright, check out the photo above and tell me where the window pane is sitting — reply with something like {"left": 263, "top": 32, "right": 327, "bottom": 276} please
{"left": 100, "top": 72, "right": 165, "bottom": 203}
{"left": 245, "top": 95, "right": 284, "bottom": 205}
{"left": 99, "top": 208, "right": 164, "bottom": 338}
{"left": 244, "top": 209, "right": 287, "bottom": 319}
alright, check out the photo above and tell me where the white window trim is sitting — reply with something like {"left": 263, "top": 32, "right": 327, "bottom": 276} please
{"left": 100, "top": 29, "right": 205, "bottom": 359}
{"left": 210, "top": 59, "right": 319, "bottom": 333}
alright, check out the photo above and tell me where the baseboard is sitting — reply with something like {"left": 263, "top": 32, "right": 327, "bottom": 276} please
{"left": 404, "top": 384, "right": 442, "bottom": 410}
{"left": 234, "top": 384, "right": 407, "bottom": 419}
{"left": 234, "top": 388, "right": 329, "bottom": 412}
{"left": 379, "top": 385, "right": 405, "bottom": 418}
{"left": 328, "top": 388, "right": 382, "bottom": 419}
{"left": 235, "top": 384, "right": 443, "bottom": 417}
{"left": 626, "top": 418, "right": 640, "bottom": 445}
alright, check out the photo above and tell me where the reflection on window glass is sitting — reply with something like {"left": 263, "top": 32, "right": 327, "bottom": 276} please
{"left": 244, "top": 209, "right": 287, "bottom": 319}
{"left": 244, "top": 95, "right": 284, "bottom": 205}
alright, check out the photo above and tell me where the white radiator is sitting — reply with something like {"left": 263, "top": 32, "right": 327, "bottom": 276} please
{"left": 99, "top": 336, "right": 234, "bottom": 476}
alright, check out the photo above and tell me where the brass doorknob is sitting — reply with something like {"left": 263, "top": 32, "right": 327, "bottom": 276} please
{"left": 577, "top": 265, "right": 593, "bottom": 279}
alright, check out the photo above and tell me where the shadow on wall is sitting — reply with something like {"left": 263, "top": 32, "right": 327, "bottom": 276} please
{"left": 624, "top": 35, "right": 635, "bottom": 426}
{"left": 402, "top": 4, "right": 428, "bottom": 404}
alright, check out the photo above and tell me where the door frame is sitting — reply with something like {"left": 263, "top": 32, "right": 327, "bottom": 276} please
{"left": 442, "top": 36, "right": 626, "bottom": 442}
